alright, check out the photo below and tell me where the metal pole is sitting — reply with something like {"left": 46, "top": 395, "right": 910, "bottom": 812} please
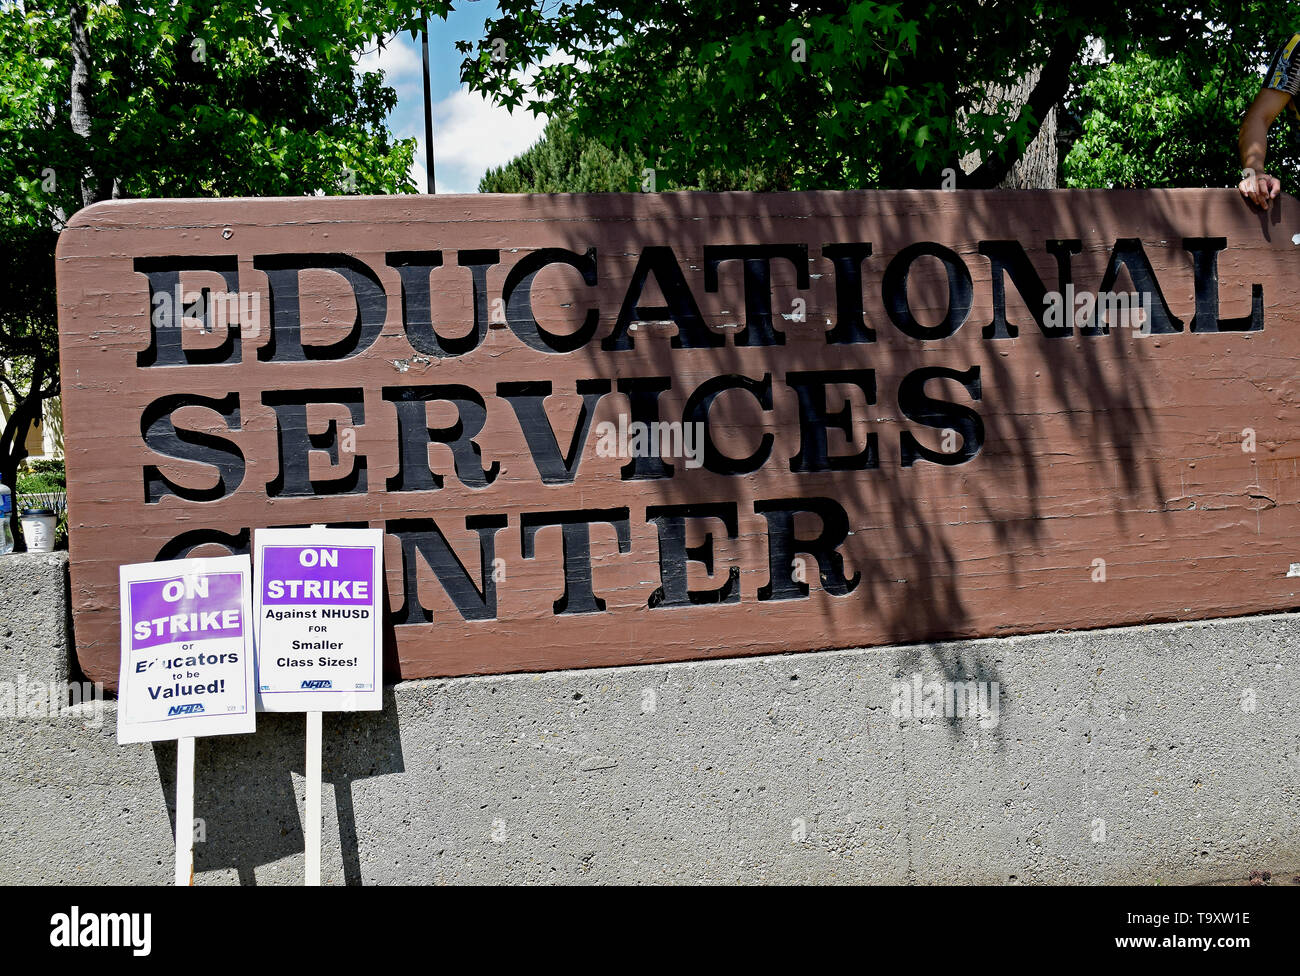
{"left": 422, "top": 22, "right": 435, "bottom": 194}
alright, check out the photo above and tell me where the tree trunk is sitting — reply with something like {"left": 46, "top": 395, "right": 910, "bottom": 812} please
{"left": 959, "top": 66, "right": 1060, "bottom": 189}
{"left": 959, "top": 31, "right": 1078, "bottom": 190}
{"left": 0, "top": 360, "right": 53, "bottom": 550}
{"left": 1002, "top": 104, "right": 1058, "bottom": 188}
{"left": 70, "top": 3, "right": 103, "bottom": 207}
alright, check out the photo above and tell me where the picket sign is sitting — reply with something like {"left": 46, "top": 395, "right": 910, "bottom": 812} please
{"left": 116, "top": 554, "right": 257, "bottom": 886}
{"left": 253, "top": 525, "right": 383, "bottom": 886}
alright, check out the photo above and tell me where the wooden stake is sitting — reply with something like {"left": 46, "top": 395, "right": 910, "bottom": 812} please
{"left": 175, "top": 736, "right": 195, "bottom": 886}
{"left": 305, "top": 710, "right": 322, "bottom": 886}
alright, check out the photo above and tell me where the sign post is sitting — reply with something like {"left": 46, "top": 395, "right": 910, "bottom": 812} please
{"left": 305, "top": 709, "right": 322, "bottom": 886}
{"left": 175, "top": 735, "right": 195, "bottom": 885}
{"left": 117, "top": 554, "right": 257, "bottom": 885}
{"left": 254, "top": 526, "right": 383, "bottom": 885}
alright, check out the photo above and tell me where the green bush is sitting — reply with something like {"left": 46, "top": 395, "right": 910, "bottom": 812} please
{"left": 1064, "top": 50, "right": 1300, "bottom": 190}
{"left": 16, "top": 457, "right": 63, "bottom": 490}
{"left": 16, "top": 470, "right": 64, "bottom": 494}
{"left": 25, "top": 458, "right": 64, "bottom": 477}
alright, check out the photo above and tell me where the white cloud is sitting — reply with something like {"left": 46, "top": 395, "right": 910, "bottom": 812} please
{"left": 355, "top": 36, "right": 423, "bottom": 84}
{"left": 355, "top": 36, "right": 560, "bottom": 194}
{"left": 426, "top": 86, "right": 549, "bottom": 193}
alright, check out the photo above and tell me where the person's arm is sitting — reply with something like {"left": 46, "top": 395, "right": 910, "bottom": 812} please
{"left": 1238, "top": 87, "right": 1291, "bottom": 209}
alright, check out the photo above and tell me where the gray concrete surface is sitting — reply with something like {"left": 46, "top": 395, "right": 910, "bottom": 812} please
{"left": 2, "top": 551, "right": 70, "bottom": 688}
{"left": 1, "top": 552, "right": 1298, "bottom": 884}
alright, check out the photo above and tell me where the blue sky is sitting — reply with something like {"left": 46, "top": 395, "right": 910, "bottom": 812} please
{"left": 358, "top": 5, "right": 549, "bottom": 194}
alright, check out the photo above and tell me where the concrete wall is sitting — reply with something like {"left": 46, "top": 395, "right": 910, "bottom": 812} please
{"left": 2, "top": 552, "right": 1297, "bottom": 885}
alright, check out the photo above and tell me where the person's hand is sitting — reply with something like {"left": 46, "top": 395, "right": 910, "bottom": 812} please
{"left": 1239, "top": 168, "right": 1282, "bottom": 209}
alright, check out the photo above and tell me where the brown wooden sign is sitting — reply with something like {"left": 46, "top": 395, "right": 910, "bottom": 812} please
{"left": 56, "top": 190, "right": 1300, "bottom": 690}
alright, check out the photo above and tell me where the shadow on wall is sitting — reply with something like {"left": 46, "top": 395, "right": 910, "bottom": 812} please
{"left": 552, "top": 189, "right": 1181, "bottom": 729}
{"left": 152, "top": 690, "right": 404, "bottom": 885}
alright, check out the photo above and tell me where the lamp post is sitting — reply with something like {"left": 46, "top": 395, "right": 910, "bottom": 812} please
{"left": 421, "top": 20, "right": 436, "bottom": 194}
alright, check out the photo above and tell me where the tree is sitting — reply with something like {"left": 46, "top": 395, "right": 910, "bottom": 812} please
{"left": 0, "top": 226, "right": 59, "bottom": 516}
{"left": 479, "top": 114, "right": 788, "bottom": 192}
{"left": 480, "top": 116, "right": 646, "bottom": 192}
{"left": 1064, "top": 41, "right": 1300, "bottom": 189}
{"left": 0, "top": 1, "right": 430, "bottom": 544}
{"left": 459, "top": 1, "right": 1284, "bottom": 192}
